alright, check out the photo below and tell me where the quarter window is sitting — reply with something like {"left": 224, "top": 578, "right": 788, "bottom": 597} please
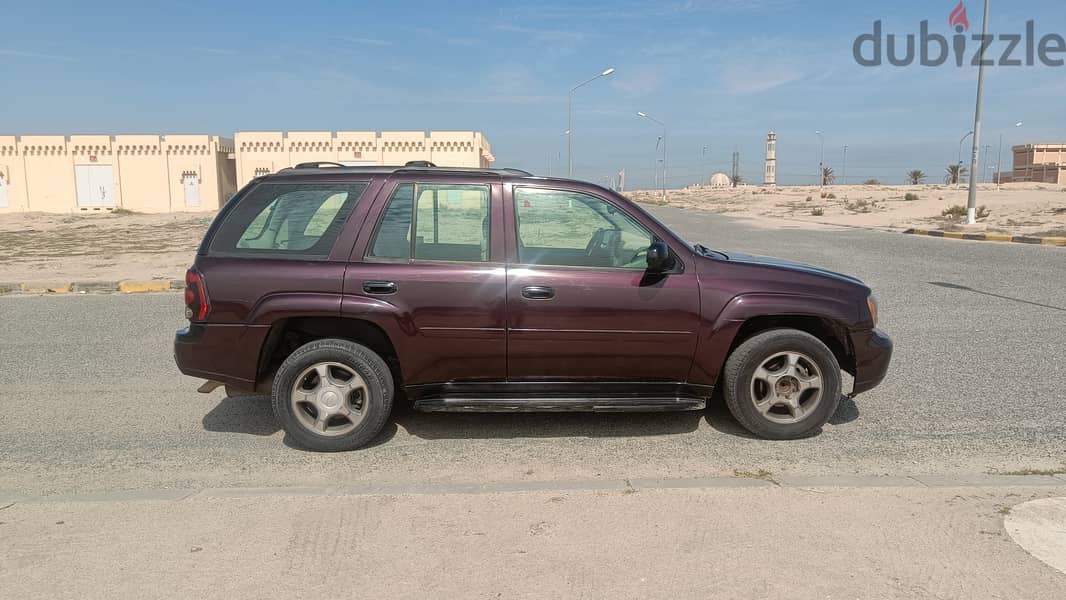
{"left": 208, "top": 182, "right": 367, "bottom": 257}
{"left": 514, "top": 187, "right": 653, "bottom": 269}
{"left": 369, "top": 183, "right": 491, "bottom": 262}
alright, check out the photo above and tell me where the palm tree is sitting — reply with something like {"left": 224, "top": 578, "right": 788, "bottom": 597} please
{"left": 907, "top": 169, "right": 927, "bottom": 185}
{"left": 730, "top": 174, "right": 744, "bottom": 188}
{"left": 821, "top": 166, "right": 835, "bottom": 186}
{"left": 944, "top": 164, "right": 968, "bottom": 185}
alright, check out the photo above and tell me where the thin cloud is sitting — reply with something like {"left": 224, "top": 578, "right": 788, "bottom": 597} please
{"left": 338, "top": 36, "right": 393, "bottom": 46}
{"left": 0, "top": 49, "right": 76, "bottom": 61}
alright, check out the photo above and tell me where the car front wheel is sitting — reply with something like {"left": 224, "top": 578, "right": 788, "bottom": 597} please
{"left": 272, "top": 338, "right": 394, "bottom": 452}
{"left": 721, "top": 329, "right": 841, "bottom": 440}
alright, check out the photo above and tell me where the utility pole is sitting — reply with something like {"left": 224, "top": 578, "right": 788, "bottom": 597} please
{"left": 965, "top": 0, "right": 990, "bottom": 224}
{"left": 815, "top": 131, "right": 825, "bottom": 192}
{"left": 842, "top": 144, "right": 849, "bottom": 186}
{"left": 731, "top": 150, "right": 740, "bottom": 188}
{"left": 957, "top": 131, "right": 974, "bottom": 189}
{"left": 567, "top": 68, "right": 615, "bottom": 178}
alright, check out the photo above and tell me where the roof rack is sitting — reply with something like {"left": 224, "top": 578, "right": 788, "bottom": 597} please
{"left": 293, "top": 161, "right": 347, "bottom": 169}
{"left": 277, "top": 164, "right": 536, "bottom": 178}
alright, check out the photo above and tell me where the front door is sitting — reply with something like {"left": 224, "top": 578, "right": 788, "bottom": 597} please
{"left": 344, "top": 178, "right": 507, "bottom": 385}
{"left": 504, "top": 185, "right": 700, "bottom": 382}
{"left": 183, "top": 172, "right": 201, "bottom": 207}
{"left": 75, "top": 164, "right": 115, "bottom": 208}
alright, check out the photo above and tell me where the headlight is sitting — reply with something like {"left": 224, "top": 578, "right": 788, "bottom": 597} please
{"left": 866, "top": 295, "right": 879, "bottom": 326}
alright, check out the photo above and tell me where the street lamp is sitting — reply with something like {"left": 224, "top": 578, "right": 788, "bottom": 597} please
{"left": 996, "top": 122, "right": 1023, "bottom": 189}
{"left": 965, "top": 0, "right": 991, "bottom": 224}
{"left": 638, "top": 111, "right": 667, "bottom": 202}
{"left": 548, "top": 130, "right": 569, "bottom": 177}
{"left": 815, "top": 130, "right": 824, "bottom": 191}
{"left": 842, "top": 144, "right": 849, "bottom": 186}
{"left": 568, "top": 67, "right": 615, "bottom": 178}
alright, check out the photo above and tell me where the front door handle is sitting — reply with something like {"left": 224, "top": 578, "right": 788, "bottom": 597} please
{"left": 363, "top": 281, "right": 397, "bottom": 295}
{"left": 522, "top": 286, "right": 555, "bottom": 300}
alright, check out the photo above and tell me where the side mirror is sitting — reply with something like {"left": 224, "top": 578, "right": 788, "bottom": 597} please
{"left": 646, "top": 240, "right": 672, "bottom": 272}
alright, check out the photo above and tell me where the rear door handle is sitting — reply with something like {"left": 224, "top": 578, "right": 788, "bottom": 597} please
{"left": 363, "top": 281, "right": 397, "bottom": 295}
{"left": 521, "top": 286, "right": 555, "bottom": 300}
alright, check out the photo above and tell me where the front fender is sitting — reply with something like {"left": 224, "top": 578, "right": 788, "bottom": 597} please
{"left": 689, "top": 292, "right": 859, "bottom": 385}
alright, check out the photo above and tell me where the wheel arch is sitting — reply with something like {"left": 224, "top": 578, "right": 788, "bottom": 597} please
{"left": 255, "top": 316, "right": 403, "bottom": 394}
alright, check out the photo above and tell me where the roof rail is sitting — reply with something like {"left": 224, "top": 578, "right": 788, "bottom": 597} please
{"left": 294, "top": 161, "right": 347, "bottom": 169}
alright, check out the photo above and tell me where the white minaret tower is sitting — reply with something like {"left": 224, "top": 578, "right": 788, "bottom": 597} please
{"left": 764, "top": 130, "right": 777, "bottom": 187}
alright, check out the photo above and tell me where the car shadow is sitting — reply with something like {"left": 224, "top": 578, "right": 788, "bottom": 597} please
{"left": 393, "top": 409, "right": 704, "bottom": 441}
{"left": 202, "top": 393, "right": 857, "bottom": 445}
{"left": 201, "top": 395, "right": 279, "bottom": 436}
{"left": 704, "top": 394, "right": 859, "bottom": 440}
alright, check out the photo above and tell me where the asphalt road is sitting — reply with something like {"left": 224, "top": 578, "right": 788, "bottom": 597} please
{"left": 2, "top": 208, "right": 1064, "bottom": 496}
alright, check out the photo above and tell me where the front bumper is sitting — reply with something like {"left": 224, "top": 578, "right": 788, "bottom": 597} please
{"left": 849, "top": 327, "right": 893, "bottom": 395}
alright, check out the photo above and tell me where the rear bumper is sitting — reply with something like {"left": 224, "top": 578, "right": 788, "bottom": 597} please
{"left": 174, "top": 323, "right": 269, "bottom": 389}
{"left": 849, "top": 327, "right": 893, "bottom": 395}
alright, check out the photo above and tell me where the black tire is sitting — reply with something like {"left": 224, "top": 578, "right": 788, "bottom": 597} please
{"left": 721, "top": 329, "right": 841, "bottom": 440}
{"left": 271, "top": 338, "right": 394, "bottom": 452}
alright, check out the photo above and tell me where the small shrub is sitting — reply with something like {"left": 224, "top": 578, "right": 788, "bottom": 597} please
{"left": 826, "top": 193, "right": 837, "bottom": 199}
{"left": 941, "top": 204, "right": 991, "bottom": 220}
{"left": 111, "top": 207, "right": 138, "bottom": 215}
{"left": 811, "top": 207, "right": 824, "bottom": 216}
{"left": 904, "top": 192, "right": 919, "bottom": 201}
{"left": 820, "top": 192, "right": 828, "bottom": 199}
{"left": 863, "top": 179, "right": 881, "bottom": 185}
{"left": 805, "top": 196, "right": 813, "bottom": 202}
{"left": 845, "top": 198, "right": 871, "bottom": 212}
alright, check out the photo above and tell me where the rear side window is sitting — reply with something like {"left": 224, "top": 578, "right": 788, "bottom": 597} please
{"left": 369, "top": 183, "right": 491, "bottom": 262}
{"left": 208, "top": 182, "right": 368, "bottom": 258}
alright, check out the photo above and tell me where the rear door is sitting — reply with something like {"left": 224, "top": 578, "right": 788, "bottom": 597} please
{"left": 504, "top": 183, "right": 700, "bottom": 382}
{"left": 344, "top": 176, "right": 507, "bottom": 385}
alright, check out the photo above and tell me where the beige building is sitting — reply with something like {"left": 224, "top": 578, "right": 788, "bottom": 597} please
{"left": 235, "top": 131, "right": 495, "bottom": 187}
{"left": 0, "top": 134, "right": 236, "bottom": 213}
{"left": 0, "top": 130, "right": 495, "bottom": 213}
{"left": 1011, "top": 143, "right": 1066, "bottom": 184}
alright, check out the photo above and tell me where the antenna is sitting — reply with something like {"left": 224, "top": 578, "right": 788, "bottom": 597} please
{"left": 731, "top": 149, "right": 740, "bottom": 187}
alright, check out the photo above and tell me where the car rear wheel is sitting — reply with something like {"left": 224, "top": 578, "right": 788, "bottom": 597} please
{"left": 272, "top": 338, "right": 394, "bottom": 452}
{"left": 721, "top": 329, "right": 841, "bottom": 440}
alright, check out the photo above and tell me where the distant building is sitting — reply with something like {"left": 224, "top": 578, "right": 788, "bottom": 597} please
{"left": 1010, "top": 143, "right": 1066, "bottom": 184}
{"left": 709, "top": 172, "right": 731, "bottom": 188}
{"left": 235, "top": 131, "right": 494, "bottom": 187}
{"left": 764, "top": 131, "right": 777, "bottom": 186}
{"left": 0, "top": 130, "right": 495, "bottom": 213}
{"left": 0, "top": 134, "right": 235, "bottom": 213}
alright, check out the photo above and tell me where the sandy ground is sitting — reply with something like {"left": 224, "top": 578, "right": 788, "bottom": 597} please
{"left": 0, "top": 183, "right": 1063, "bottom": 285}
{"left": 2, "top": 484, "right": 1064, "bottom": 599}
{"left": 0, "top": 210, "right": 213, "bottom": 285}
{"left": 630, "top": 182, "right": 1066, "bottom": 235}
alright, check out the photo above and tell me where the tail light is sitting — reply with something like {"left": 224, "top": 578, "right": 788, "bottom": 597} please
{"left": 184, "top": 268, "right": 210, "bottom": 321}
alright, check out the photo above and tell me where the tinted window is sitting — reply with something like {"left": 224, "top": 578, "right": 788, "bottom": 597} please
{"left": 514, "top": 187, "right": 652, "bottom": 269}
{"left": 209, "top": 182, "right": 367, "bottom": 258}
{"left": 369, "top": 183, "right": 491, "bottom": 262}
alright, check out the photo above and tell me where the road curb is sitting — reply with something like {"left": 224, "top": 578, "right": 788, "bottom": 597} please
{"left": 0, "top": 279, "right": 184, "bottom": 295}
{"left": 903, "top": 228, "right": 1066, "bottom": 247}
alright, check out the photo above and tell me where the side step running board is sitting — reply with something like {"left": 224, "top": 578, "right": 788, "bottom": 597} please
{"left": 414, "top": 397, "right": 706, "bottom": 413}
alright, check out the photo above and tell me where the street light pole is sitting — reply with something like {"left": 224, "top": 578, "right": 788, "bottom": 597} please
{"left": 965, "top": 0, "right": 991, "bottom": 224}
{"left": 638, "top": 111, "right": 667, "bottom": 202}
{"left": 995, "top": 122, "right": 1023, "bottom": 190}
{"left": 842, "top": 144, "right": 848, "bottom": 186}
{"left": 957, "top": 130, "right": 974, "bottom": 189}
{"left": 815, "top": 131, "right": 824, "bottom": 192}
{"left": 567, "top": 67, "right": 615, "bottom": 178}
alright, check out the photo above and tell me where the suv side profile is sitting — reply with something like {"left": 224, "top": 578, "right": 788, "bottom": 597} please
{"left": 175, "top": 163, "right": 892, "bottom": 451}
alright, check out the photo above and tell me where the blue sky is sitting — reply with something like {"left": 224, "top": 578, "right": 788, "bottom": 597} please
{"left": 2, "top": 0, "right": 1064, "bottom": 188}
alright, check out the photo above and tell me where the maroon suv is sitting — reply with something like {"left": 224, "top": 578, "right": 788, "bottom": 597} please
{"left": 175, "top": 163, "right": 892, "bottom": 451}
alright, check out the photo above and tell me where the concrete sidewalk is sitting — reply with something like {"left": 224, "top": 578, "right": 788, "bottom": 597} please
{"left": 2, "top": 482, "right": 1064, "bottom": 599}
